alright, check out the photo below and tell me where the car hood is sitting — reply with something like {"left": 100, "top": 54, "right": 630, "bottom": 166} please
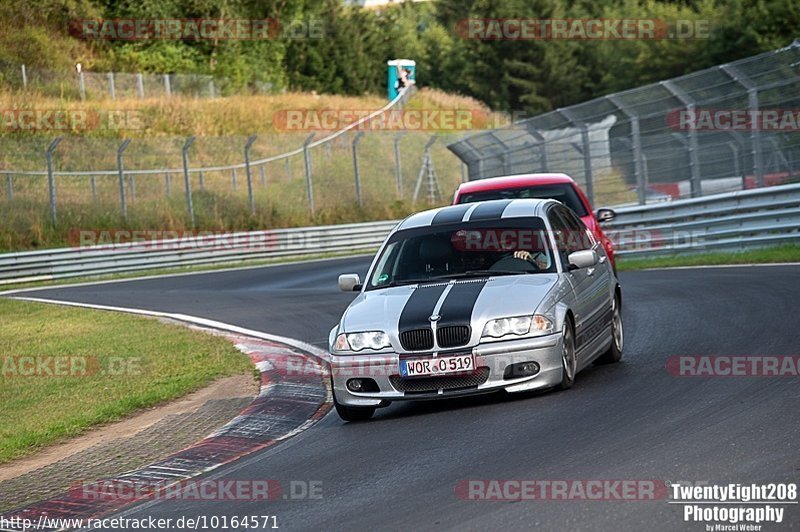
{"left": 340, "top": 274, "right": 559, "bottom": 341}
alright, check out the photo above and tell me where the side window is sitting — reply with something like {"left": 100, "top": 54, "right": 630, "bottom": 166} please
{"left": 369, "top": 241, "right": 399, "bottom": 287}
{"left": 547, "top": 207, "right": 570, "bottom": 267}
{"left": 559, "top": 207, "right": 593, "bottom": 252}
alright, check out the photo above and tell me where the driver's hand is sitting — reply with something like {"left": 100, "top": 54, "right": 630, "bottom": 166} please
{"left": 514, "top": 250, "right": 548, "bottom": 270}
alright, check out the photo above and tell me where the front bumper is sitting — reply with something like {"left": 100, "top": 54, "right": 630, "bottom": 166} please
{"left": 330, "top": 333, "right": 564, "bottom": 407}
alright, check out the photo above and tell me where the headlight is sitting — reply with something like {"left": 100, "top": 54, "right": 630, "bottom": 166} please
{"left": 481, "top": 315, "right": 553, "bottom": 340}
{"left": 334, "top": 331, "right": 391, "bottom": 352}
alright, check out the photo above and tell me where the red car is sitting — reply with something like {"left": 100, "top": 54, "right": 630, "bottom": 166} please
{"left": 453, "top": 173, "right": 617, "bottom": 271}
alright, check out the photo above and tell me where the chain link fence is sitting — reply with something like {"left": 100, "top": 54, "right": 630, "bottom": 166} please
{"left": 447, "top": 41, "right": 800, "bottom": 208}
{"left": 0, "top": 61, "right": 272, "bottom": 100}
{"left": 0, "top": 88, "right": 470, "bottom": 244}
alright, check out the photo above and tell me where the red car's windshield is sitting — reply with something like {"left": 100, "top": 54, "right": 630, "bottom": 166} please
{"left": 458, "top": 183, "right": 588, "bottom": 217}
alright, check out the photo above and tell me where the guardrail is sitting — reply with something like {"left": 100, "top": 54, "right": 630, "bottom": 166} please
{"left": 0, "top": 183, "right": 797, "bottom": 284}
{"left": 607, "top": 182, "right": 800, "bottom": 257}
{"left": 0, "top": 221, "right": 398, "bottom": 285}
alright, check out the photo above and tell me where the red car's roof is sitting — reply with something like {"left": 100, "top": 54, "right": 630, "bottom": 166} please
{"left": 456, "top": 173, "right": 576, "bottom": 195}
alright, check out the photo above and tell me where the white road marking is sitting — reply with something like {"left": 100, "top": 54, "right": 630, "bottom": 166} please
{"left": 8, "top": 296, "right": 329, "bottom": 360}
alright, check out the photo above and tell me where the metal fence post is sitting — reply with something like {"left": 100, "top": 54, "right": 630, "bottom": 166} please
{"left": 608, "top": 95, "right": 646, "bottom": 205}
{"left": 303, "top": 134, "right": 316, "bottom": 214}
{"left": 525, "top": 128, "right": 549, "bottom": 172}
{"left": 662, "top": 81, "right": 701, "bottom": 197}
{"left": 136, "top": 73, "right": 144, "bottom": 99}
{"left": 501, "top": 153, "right": 511, "bottom": 175}
{"left": 116, "top": 139, "right": 131, "bottom": 219}
{"left": 413, "top": 136, "right": 439, "bottom": 203}
{"left": 748, "top": 88, "right": 764, "bottom": 188}
{"left": 720, "top": 64, "right": 765, "bottom": 188}
{"left": 244, "top": 135, "right": 257, "bottom": 215}
{"left": 579, "top": 126, "right": 594, "bottom": 204}
{"left": 46, "top": 138, "right": 63, "bottom": 226}
{"left": 79, "top": 71, "right": 86, "bottom": 101}
{"left": 393, "top": 133, "right": 405, "bottom": 199}
{"left": 182, "top": 137, "right": 196, "bottom": 226}
{"left": 164, "top": 74, "right": 171, "bottom": 97}
{"left": 259, "top": 165, "right": 266, "bottom": 187}
{"left": 559, "top": 108, "right": 594, "bottom": 204}
{"left": 231, "top": 168, "right": 238, "bottom": 191}
{"left": 21, "top": 64, "right": 28, "bottom": 90}
{"left": 6, "top": 173, "right": 13, "bottom": 201}
{"left": 107, "top": 72, "right": 116, "bottom": 100}
{"left": 727, "top": 141, "right": 743, "bottom": 189}
{"left": 165, "top": 173, "right": 171, "bottom": 197}
{"left": 90, "top": 175, "right": 97, "bottom": 201}
{"left": 352, "top": 132, "right": 365, "bottom": 207}
{"left": 630, "top": 117, "right": 646, "bottom": 203}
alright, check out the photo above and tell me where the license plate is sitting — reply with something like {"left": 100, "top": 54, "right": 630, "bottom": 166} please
{"left": 400, "top": 354, "right": 474, "bottom": 377}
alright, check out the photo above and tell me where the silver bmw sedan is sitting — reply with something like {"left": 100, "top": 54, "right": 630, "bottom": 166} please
{"left": 329, "top": 198, "right": 623, "bottom": 421}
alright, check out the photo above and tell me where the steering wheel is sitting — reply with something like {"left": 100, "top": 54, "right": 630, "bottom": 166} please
{"left": 489, "top": 254, "right": 538, "bottom": 273}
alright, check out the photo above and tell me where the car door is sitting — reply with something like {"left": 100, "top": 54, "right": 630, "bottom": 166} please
{"left": 557, "top": 206, "right": 612, "bottom": 360}
{"left": 548, "top": 206, "right": 594, "bottom": 347}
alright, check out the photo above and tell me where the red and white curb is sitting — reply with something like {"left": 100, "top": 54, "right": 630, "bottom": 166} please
{"left": 0, "top": 297, "right": 333, "bottom": 531}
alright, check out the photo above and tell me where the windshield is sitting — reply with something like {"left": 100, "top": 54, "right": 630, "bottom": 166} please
{"left": 367, "top": 218, "right": 556, "bottom": 290}
{"left": 458, "top": 183, "right": 588, "bottom": 217}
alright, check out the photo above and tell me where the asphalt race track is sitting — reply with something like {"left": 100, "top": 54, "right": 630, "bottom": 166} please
{"left": 8, "top": 260, "right": 800, "bottom": 531}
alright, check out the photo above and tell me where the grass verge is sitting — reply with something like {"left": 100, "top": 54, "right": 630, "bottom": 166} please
{"left": 616, "top": 244, "right": 800, "bottom": 271}
{"left": 0, "top": 298, "right": 253, "bottom": 464}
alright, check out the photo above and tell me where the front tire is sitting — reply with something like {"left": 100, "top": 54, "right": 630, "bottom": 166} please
{"left": 596, "top": 293, "right": 623, "bottom": 364}
{"left": 557, "top": 319, "right": 577, "bottom": 390}
{"left": 333, "top": 392, "right": 375, "bottom": 422}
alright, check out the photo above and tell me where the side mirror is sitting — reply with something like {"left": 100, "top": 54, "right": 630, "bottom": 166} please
{"left": 595, "top": 208, "right": 616, "bottom": 223}
{"left": 567, "top": 250, "right": 598, "bottom": 270}
{"left": 338, "top": 273, "right": 362, "bottom": 292}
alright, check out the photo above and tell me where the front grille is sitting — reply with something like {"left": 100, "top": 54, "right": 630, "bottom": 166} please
{"left": 437, "top": 325, "right": 470, "bottom": 348}
{"left": 389, "top": 367, "right": 490, "bottom": 393}
{"left": 400, "top": 328, "right": 434, "bottom": 351}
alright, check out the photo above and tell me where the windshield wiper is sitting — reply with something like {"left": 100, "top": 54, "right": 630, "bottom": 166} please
{"left": 462, "top": 269, "right": 530, "bottom": 277}
{"left": 378, "top": 270, "right": 528, "bottom": 288}
{"left": 382, "top": 277, "right": 445, "bottom": 287}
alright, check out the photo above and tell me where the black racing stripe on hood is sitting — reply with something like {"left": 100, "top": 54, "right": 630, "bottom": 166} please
{"left": 468, "top": 199, "right": 513, "bottom": 221}
{"left": 431, "top": 204, "right": 473, "bottom": 226}
{"left": 437, "top": 279, "right": 488, "bottom": 327}
{"left": 398, "top": 283, "right": 448, "bottom": 332}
